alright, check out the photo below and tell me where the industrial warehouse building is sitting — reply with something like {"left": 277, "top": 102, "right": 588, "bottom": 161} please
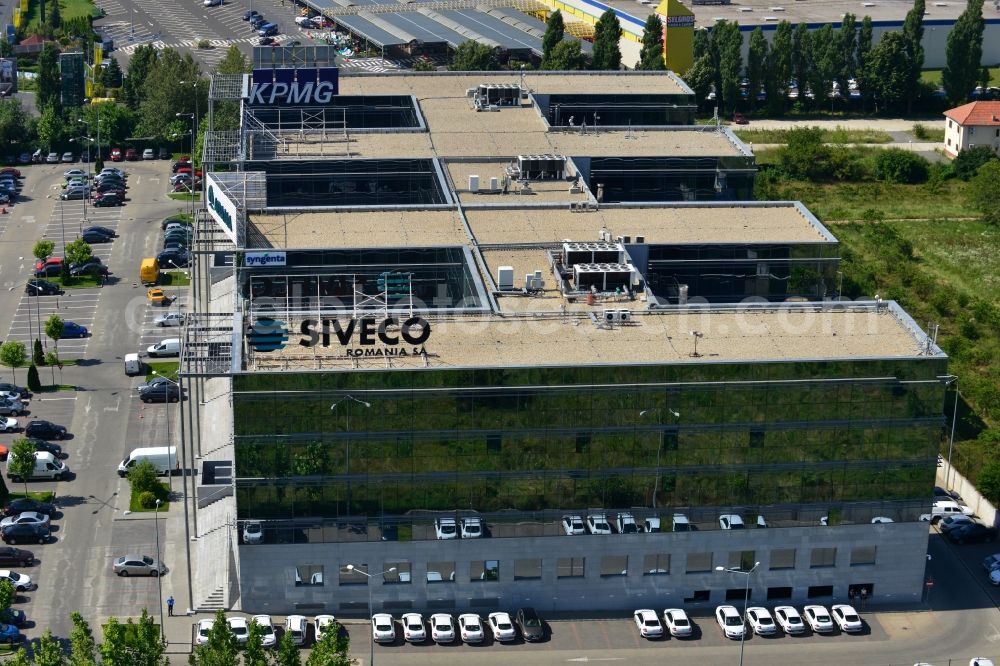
{"left": 181, "top": 62, "right": 948, "bottom": 615}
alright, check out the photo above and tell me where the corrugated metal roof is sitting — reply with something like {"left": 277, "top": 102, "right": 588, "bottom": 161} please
{"left": 334, "top": 13, "right": 410, "bottom": 47}
{"left": 436, "top": 8, "right": 540, "bottom": 52}
{"left": 382, "top": 11, "right": 471, "bottom": 47}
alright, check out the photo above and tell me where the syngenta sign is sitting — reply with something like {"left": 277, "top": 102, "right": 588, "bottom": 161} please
{"left": 249, "top": 67, "right": 339, "bottom": 106}
{"left": 300, "top": 316, "right": 431, "bottom": 357}
{"left": 205, "top": 174, "right": 238, "bottom": 244}
{"left": 245, "top": 252, "right": 286, "bottom": 267}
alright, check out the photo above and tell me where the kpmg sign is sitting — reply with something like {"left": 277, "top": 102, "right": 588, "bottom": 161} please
{"left": 205, "top": 174, "right": 239, "bottom": 244}
{"left": 249, "top": 67, "right": 339, "bottom": 106}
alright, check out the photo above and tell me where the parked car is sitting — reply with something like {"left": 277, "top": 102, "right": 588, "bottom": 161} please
{"left": 515, "top": 607, "right": 544, "bottom": 641}
{"left": 633, "top": 609, "right": 663, "bottom": 639}
{"left": 142, "top": 149, "right": 155, "bottom": 160}
{"left": 0, "top": 607, "right": 27, "bottom": 627}
{"left": 0, "top": 524, "right": 49, "bottom": 545}
{"left": 158, "top": 148, "right": 170, "bottom": 159}
{"left": 25, "top": 439, "right": 65, "bottom": 459}
{"left": 35, "top": 257, "right": 62, "bottom": 272}
{"left": 110, "top": 148, "right": 123, "bottom": 162}
{"left": 939, "top": 514, "right": 977, "bottom": 533}
{"left": 371, "top": 613, "right": 395, "bottom": 643}
{"left": 33, "top": 264, "right": 62, "bottom": 278}
{"left": 948, "top": 523, "right": 998, "bottom": 544}
{"left": 61, "top": 321, "right": 88, "bottom": 338}
{"left": 153, "top": 313, "right": 185, "bottom": 327}
{"left": 156, "top": 250, "right": 191, "bottom": 267}
{"left": 434, "top": 517, "right": 457, "bottom": 540}
{"left": 719, "top": 514, "right": 745, "bottom": 529}
{"left": 2, "top": 498, "right": 53, "bottom": 518}
{"left": 284, "top": 615, "right": 307, "bottom": 646}
{"left": 244, "top": 9, "right": 260, "bottom": 20}
{"left": 429, "top": 613, "right": 455, "bottom": 643}
{"left": 93, "top": 192, "right": 124, "bottom": 207}
{"left": 0, "top": 400, "right": 24, "bottom": 417}
{"left": 662, "top": 608, "right": 692, "bottom": 637}
{"left": 644, "top": 517, "right": 661, "bottom": 533}
{"left": 226, "top": 616, "right": 249, "bottom": 644}
{"left": 81, "top": 229, "right": 115, "bottom": 244}
{"left": 61, "top": 153, "right": 75, "bottom": 163}
{"left": 0, "top": 512, "right": 49, "bottom": 531}
{"left": 113, "top": 554, "right": 166, "bottom": 577}
{"left": 251, "top": 615, "right": 276, "bottom": 647}
{"left": 63, "top": 169, "right": 87, "bottom": 179}
{"left": 803, "top": 605, "right": 834, "bottom": 633}
{"left": 401, "top": 612, "right": 426, "bottom": 643}
{"left": 746, "top": 607, "right": 777, "bottom": 635}
{"left": 46, "top": 152, "right": 60, "bottom": 164}
{"left": 716, "top": 605, "right": 745, "bottom": 639}
{"left": 124, "top": 148, "right": 138, "bottom": 161}
{"left": 0, "top": 622, "right": 22, "bottom": 643}
{"left": 831, "top": 604, "right": 863, "bottom": 632}
{"left": 70, "top": 264, "right": 109, "bottom": 278}
{"left": 616, "top": 512, "right": 638, "bottom": 534}
{"left": 586, "top": 513, "right": 612, "bottom": 535}
{"left": 460, "top": 516, "right": 482, "bottom": 538}
{"left": 458, "top": 613, "right": 484, "bottom": 643}
{"left": 139, "top": 383, "right": 181, "bottom": 404}
{"left": 313, "top": 614, "right": 336, "bottom": 642}
{"left": 25, "top": 421, "right": 67, "bottom": 440}
{"left": 920, "top": 500, "right": 974, "bottom": 523}
{"left": 0, "top": 547, "right": 34, "bottom": 568}
{"left": 195, "top": 619, "right": 213, "bottom": 645}
{"left": 672, "top": 513, "right": 692, "bottom": 531}
{"left": 488, "top": 612, "right": 516, "bottom": 642}
{"left": 83, "top": 225, "right": 116, "bottom": 238}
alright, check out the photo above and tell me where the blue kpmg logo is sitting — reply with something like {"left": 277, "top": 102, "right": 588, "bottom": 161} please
{"left": 249, "top": 317, "right": 289, "bottom": 352}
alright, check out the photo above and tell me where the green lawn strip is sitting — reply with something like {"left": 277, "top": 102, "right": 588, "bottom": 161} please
{"left": 734, "top": 128, "right": 893, "bottom": 144}
{"left": 128, "top": 484, "right": 171, "bottom": 512}
{"left": 158, "top": 271, "right": 190, "bottom": 287}
{"left": 1, "top": 358, "right": 77, "bottom": 369}
{"left": 921, "top": 67, "right": 1000, "bottom": 87}
{"left": 23, "top": 0, "right": 99, "bottom": 27}
{"left": 37, "top": 384, "right": 76, "bottom": 393}
{"left": 762, "top": 178, "right": 975, "bottom": 221}
{"left": 145, "top": 361, "right": 179, "bottom": 382}
{"left": 6, "top": 491, "right": 55, "bottom": 502}
{"left": 50, "top": 275, "right": 101, "bottom": 289}
{"left": 167, "top": 192, "right": 199, "bottom": 202}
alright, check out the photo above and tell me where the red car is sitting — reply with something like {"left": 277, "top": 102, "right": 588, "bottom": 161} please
{"left": 34, "top": 257, "right": 62, "bottom": 272}
{"left": 125, "top": 148, "right": 139, "bottom": 161}
{"left": 0, "top": 167, "right": 21, "bottom": 179}
{"left": 110, "top": 148, "right": 123, "bottom": 162}
{"left": 732, "top": 113, "right": 749, "bottom": 125}
{"left": 172, "top": 180, "right": 202, "bottom": 192}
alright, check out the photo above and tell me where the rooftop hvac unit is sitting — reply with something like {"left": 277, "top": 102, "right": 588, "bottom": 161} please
{"left": 469, "top": 175, "right": 479, "bottom": 193}
{"left": 498, "top": 266, "right": 514, "bottom": 290}
{"left": 563, "top": 242, "right": 625, "bottom": 266}
{"left": 478, "top": 83, "right": 521, "bottom": 106}
{"left": 574, "top": 263, "right": 633, "bottom": 292}
{"left": 635, "top": 236, "right": 646, "bottom": 244}
{"left": 603, "top": 309, "right": 619, "bottom": 323}
{"left": 618, "top": 309, "right": 631, "bottom": 323}
{"left": 517, "top": 154, "right": 566, "bottom": 180}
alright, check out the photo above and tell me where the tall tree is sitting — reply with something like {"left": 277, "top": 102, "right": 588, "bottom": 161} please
{"left": 191, "top": 610, "right": 237, "bottom": 666}
{"left": 68, "top": 612, "right": 97, "bottom": 666}
{"left": 542, "top": 39, "right": 586, "bottom": 70}
{"left": 0, "top": 580, "right": 13, "bottom": 614}
{"left": 36, "top": 42, "right": 61, "bottom": 111}
{"left": 685, "top": 54, "right": 714, "bottom": 112}
{"left": 838, "top": 13, "right": 857, "bottom": 97}
{"left": 274, "top": 631, "right": 301, "bottom": 666}
{"left": 34, "top": 630, "right": 66, "bottom": 666}
{"left": 123, "top": 44, "right": 157, "bottom": 110}
{"left": 746, "top": 27, "right": 767, "bottom": 110}
{"left": 448, "top": 40, "right": 498, "bottom": 71}
{"left": 243, "top": 620, "right": 270, "bottom": 666}
{"left": 942, "top": 0, "right": 985, "bottom": 104}
{"left": 767, "top": 21, "right": 793, "bottom": 113}
{"left": 810, "top": 24, "right": 837, "bottom": 109}
{"left": 714, "top": 20, "right": 743, "bottom": 113}
{"left": 541, "top": 10, "right": 565, "bottom": 65}
{"left": 902, "top": 0, "right": 925, "bottom": 112}
{"left": 791, "top": 23, "right": 811, "bottom": 106}
{"left": 857, "top": 15, "right": 875, "bottom": 109}
{"left": 0, "top": 100, "right": 30, "bottom": 151}
{"left": 215, "top": 44, "right": 250, "bottom": 75}
{"left": 592, "top": 9, "right": 622, "bottom": 70}
{"left": 867, "top": 30, "right": 911, "bottom": 112}
{"left": 136, "top": 49, "right": 205, "bottom": 141}
{"left": 966, "top": 159, "right": 1000, "bottom": 225}
{"left": 638, "top": 14, "right": 666, "bottom": 70}
{"left": 693, "top": 27, "right": 709, "bottom": 60}
{"left": 0, "top": 342, "right": 25, "bottom": 386}
{"left": 102, "top": 58, "right": 124, "bottom": 88}
{"left": 8, "top": 438, "right": 35, "bottom": 494}
{"left": 46, "top": 0, "right": 62, "bottom": 31}
{"left": 306, "top": 620, "right": 350, "bottom": 666}
{"left": 37, "top": 106, "right": 65, "bottom": 152}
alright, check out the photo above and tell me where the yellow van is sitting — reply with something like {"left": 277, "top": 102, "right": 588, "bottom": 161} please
{"left": 140, "top": 258, "right": 159, "bottom": 285}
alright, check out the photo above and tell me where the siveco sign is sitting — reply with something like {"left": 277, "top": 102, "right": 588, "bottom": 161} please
{"left": 299, "top": 316, "right": 431, "bottom": 357}
{"left": 245, "top": 251, "right": 287, "bottom": 267}
{"left": 205, "top": 174, "right": 238, "bottom": 244}
{"left": 249, "top": 67, "right": 339, "bottom": 106}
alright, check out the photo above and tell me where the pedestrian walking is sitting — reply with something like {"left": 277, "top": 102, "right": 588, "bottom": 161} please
{"left": 167, "top": 595, "right": 174, "bottom": 616}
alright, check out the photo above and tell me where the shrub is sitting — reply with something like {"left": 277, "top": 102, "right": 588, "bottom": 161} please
{"left": 138, "top": 491, "right": 158, "bottom": 509}
{"left": 126, "top": 459, "right": 161, "bottom": 496}
{"left": 872, "top": 149, "right": 929, "bottom": 184}
{"left": 861, "top": 208, "right": 884, "bottom": 223}
{"left": 26, "top": 364, "right": 40, "bottom": 393}
{"left": 912, "top": 123, "right": 929, "bottom": 140}
{"left": 32, "top": 339, "right": 43, "bottom": 367}
{"left": 780, "top": 127, "right": 832, "bottom": 180}
{"left": 196, "top": 39, "right": 213, "bottom": 49}
{"left": 953, "top": 145, "right": 998, "bottom": 181}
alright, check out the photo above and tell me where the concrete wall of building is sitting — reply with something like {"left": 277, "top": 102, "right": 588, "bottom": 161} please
{"left": 238, "top": 522, "right": 928, "bottom": 615}
{"left": 938, "top": 459, "right": 999, "bottom": 527}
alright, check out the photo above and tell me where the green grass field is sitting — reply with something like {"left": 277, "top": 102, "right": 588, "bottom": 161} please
{"left": 23, "top": 0, "right": 99, "bottom": 27}
{"left": 145, "top": 361, "right": 178, "bottom": 382}
{"left": 734, "top": 127, "right": 893, "bottom": 144}
{"left": 158, "top": 271, "right": 190, "bottom": 287}
{"left": 922, "top": 67, "right": 1000, "bottom": 87}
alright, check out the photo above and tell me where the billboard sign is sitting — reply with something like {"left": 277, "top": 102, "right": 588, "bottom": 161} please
{"left": 59, "top": 52, "right": 84, "bottom": 107}
{"left": 0, "top": 58, "right": 16, "bottom": 95}
{"left": 206, "top": 174, "right": 239, "bottom": 244}
{"left": 244, "top": 251, "right": 287, "bottom": 267}
{"left": 249, "top": 67, "right": 338, "bottom": 105}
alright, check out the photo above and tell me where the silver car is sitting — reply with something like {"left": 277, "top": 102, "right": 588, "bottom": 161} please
{"left": 0, "top": 399, "right": 25, "bottom": 417}
{"left": 113, "top": 554, "right": 166, "bottom": 577}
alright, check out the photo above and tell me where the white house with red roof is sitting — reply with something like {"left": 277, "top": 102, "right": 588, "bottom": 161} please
{"left": 943, "top": 101, "right": 1000, "bottom": 157}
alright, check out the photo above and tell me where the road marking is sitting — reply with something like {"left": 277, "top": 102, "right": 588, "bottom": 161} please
{"left": 566, "top": 659, "right": 626, "bottom": 663}
{"left": 104, "top": 395, "right": 122, "bottom": 412}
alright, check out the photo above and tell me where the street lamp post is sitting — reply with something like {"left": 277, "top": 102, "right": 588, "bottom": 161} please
{"left": 344, "top": 564, "right": 396, "bottom": 666}
{"left": 716, "top": 562, "right": 760, "bottom": 666}
{"left": 154, "top": 499, "right": 165, "bottom": 643}
{"left": 638, "top": 408, "right": 679, "bottom": 508}
{"left": 331, "top": 396, "right": 371, "bottom": 513}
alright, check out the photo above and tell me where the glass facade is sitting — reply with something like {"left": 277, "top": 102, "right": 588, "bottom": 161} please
{"left": 586, "top": 156, "right": 756, "bottom": 203}
{"left": 645, "top": 242, "right": 840, "bottom": 303}
{"left": 248, "top": 96, "right": 421, "bottom": 130}
{"left": 537, "top": 94, "right": 697, "bottom": 127}
{"left": 233, "top": 357, "right": 946, "bottom": 521}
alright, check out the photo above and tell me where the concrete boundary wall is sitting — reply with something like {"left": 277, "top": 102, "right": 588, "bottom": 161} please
{"left": 938, "top": 459, "right": 998, "bottom": 527}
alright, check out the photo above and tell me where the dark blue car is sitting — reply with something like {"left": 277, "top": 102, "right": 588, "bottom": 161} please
{"left": 0, "top": 622, "right": 22, "bottom": 643}
{"left": 62, "top": 321, "right": 88, "bottom": 338}
{"left": 0, "top": 608, "right": 25, "bottom": 627}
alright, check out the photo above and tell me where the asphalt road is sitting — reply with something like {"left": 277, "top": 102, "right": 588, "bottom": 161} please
{"left": 0, "top": 159, "right": 188, "bottom": 639}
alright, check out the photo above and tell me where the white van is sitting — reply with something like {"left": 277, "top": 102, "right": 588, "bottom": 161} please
{"left": 117, "top": 446, "right": 178, "bottom": 477}
{"left": 147, "top": 338, "right": 180, "bottom": 358}
{"left": 124, "top": 353, "right": 143, "bottom": 376}
{"left": 7, "top": 451, "right": 69, "bottom": 481}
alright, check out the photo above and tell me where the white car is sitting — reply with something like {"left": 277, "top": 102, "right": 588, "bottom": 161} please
{"left": 251, "top": 615, "right": 276, "bottom": 647}
{"left": 142, "top": 149, "right": 155, "bottom": 160}
{"left": 371, "top": 613, "right": 395, "bottom": 643}
{"left": 488, "top": 612, "right": 517, "bottom": 642}
{"left": 586, "top": 513, "right": 612, "bottom": 535}
{"left": 920, "top": 500, "right": 974, "bottom": 522}
{"left": 831, "top": 604, "right": 863, "bottom": 632}
{"left": 314, "top": 614, "right": 336, "bottom": 642}
{"left": 715, "top": 605, "right": 744, "bottom": 639}
{"left": 243, "top": 521, "right": 263, "bottom": 544}
{"left": 971, "top": 659, "right": 996, "bottom": 666}
{"left": 63, "top": 169, "right": 87, "bottom": 180}
{"left": 0, "top": 417, "right": 17, "bottom": 433}
{"left": 204, "top": 0, "right": 222, "bottom": 5}
{"left": 616, "top": 512, "right": 639, "bottom": 534}
{"left": 0, "top": 570, "right": 33, "bottom": 591}
{"left": 458, "top": 613, "right": 484, "bottom": 643}
{"left": 460, "top": 517, "right": 483, "bottom": 538}
{"left": 662, "top": 608, "right": 692, "bottom": 637}
{"left": 672, "top": 513, "right": 692, "bottom": 531}
{"left": 562, "top": 515, "right": 585, "bottom": 535}
{"left": 644, "top": 517, "right": 661, "bottom": 533}
{"left": 401, "top": 613, "right": 426, "bottom": 643}
{"left": 429, "top": 613, "right": 455, "bottom": 643}
{"left": 154, "top": 312, "right": 185, "bottom": 327}
{"left": 226, "top": 616, "right": 249, "bottom": 644}
{"left": 719, "top": 514, "right": 745, "bottom": 529}
{"left": 434, "top": 517, "right": 458, "bottom": 539}
{"left": 940, "top": 514, "right": 976, "bottom": 533}
{"left": 803, "top": 605, "right": 834, "bottom": 633}
{"left": 774, "top": 605, "right": 805, "bottom": 634}
{"left": 285, "top": 615, "right": 307, "bottom": 646}
{"left": 633, "top": 609, "right": 663, "bottom": 638}
{"left": 195, "top": 619, "right": 213, "bottom": 645}
{"left": 0, "top": 511, "right": 49, "bottom": 530}
{"left": 746, "top": 607, "right": 777, "bottom": 635}
{"left": 871, "top": 516, "right": 894, "bottom": 524}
